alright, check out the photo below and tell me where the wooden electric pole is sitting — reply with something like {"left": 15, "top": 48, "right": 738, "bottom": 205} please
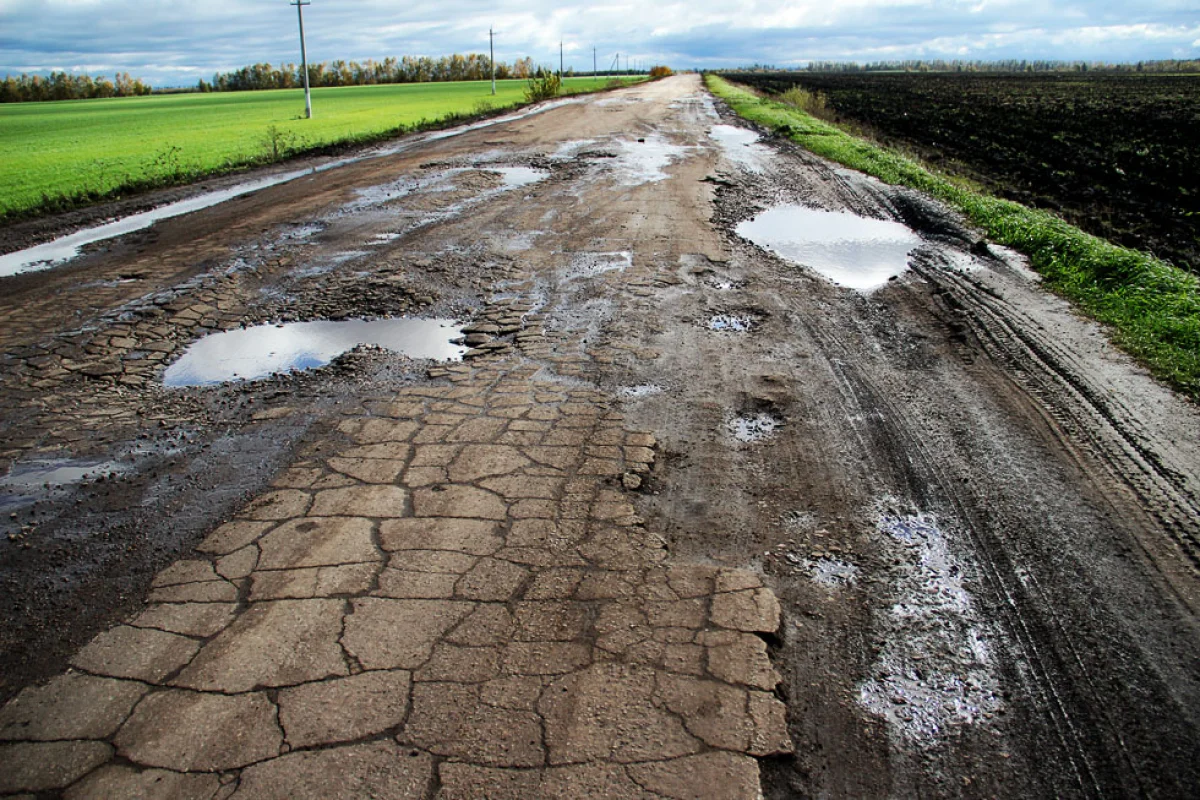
{"left": 490, "top": 27, "right": 496, "bottom": 95}
{"left": 559, "top": 41, "right": 563, "bottom": 79}
{"left": 291, "top": 0, "right": 312, "bottom": 118}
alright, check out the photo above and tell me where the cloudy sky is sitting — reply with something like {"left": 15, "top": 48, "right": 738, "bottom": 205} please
{"left": 1, "top": 0, "right": 1197, "bottom": 86}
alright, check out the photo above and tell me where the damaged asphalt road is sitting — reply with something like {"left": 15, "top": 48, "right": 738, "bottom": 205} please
{"left": 1, "top": 74, "right": 1198, "bottom": 797}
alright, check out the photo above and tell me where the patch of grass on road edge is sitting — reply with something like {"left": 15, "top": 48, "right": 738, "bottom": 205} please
{"left": 706, "top": 74, "right": 1200, "bottom": 401}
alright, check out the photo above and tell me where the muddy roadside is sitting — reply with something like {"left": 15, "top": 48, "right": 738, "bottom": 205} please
{"left": 0, "top": 73, "right": 1198, "bottom": 797}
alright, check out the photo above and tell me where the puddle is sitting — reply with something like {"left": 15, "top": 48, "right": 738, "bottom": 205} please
{"left": 491, "top": 166, "right": 547, "bottom": 189}
{"left": 611, "top": 135, "right": 690, "bottom": 186}
{"left": 0, "top": 163, "right": 362, "bottom": 279}
{"left": 727, "top": 411, "right": 782, "bottom": 443}
{"left": 706, "top": 313, "right": 760, "bottom": 333}
{"left": 1, "top": 458, "right": 126, "bottom": 490}
{"left": 0, "top": 457, "right": 130, "bottom": 512}
{"left": 163, "top": 317, "right": 466, "bottom": 386}
{"left": 617, "top": 383, "right": 664, "bottom": 399}
{"left": 709, "top": 124, "right": 767, "bottom": 173}
{"left": 736, "top": 205, "right": 921, "bottom": 292}
{"left": 859, "top": 512, "right": 1002, "bottom": 745}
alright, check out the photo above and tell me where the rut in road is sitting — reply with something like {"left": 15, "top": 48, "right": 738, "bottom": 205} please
{"left": 0, "top": 75, "right": 1198, "bottom": 798}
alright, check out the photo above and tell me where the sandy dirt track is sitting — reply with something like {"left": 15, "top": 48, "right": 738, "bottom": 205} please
{"left": 1, "top": 74, "right": 1198, "bottom": 797}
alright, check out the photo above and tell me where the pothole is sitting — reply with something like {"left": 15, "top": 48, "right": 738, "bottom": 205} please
{"left": 1, "top": 458, "right": 127, "bottom": 492}
{"left": 709, "top": 124, "right": 768, "bottom": 173}
{"left": 611, "top": 134, "right": 691, "bottom": 186}
{"left": 490, "top": 166, "right": 549, "bottom": 189}
{"left": 163, "top": 317, "right": 467, "bottom": 387}
{"left": 736, "top": 205, "right": 921, "bottom": 292}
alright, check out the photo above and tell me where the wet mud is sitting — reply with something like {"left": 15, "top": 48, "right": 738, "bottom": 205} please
{"left": 1, "top": 75, "right": 1199, "bottom": 798}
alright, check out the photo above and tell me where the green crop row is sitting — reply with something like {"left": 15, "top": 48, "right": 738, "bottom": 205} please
{"left": 706, "top": 74, "right": 1200, "bottom": 401}
{"left": 0, "top": 77, "right": 638, "bottom": 222}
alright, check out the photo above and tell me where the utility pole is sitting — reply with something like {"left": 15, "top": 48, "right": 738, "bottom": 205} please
{"left": 489, "top": 26, "right": 496, "bottom": 95}
{"left": 290, "top": 0, "right": 312, "bottom": 118}
{"left": 559, "top": 41, "right": 563, "bottom": 79}
{"left": 593, "top": 47, "right": 597, "bottom": 78}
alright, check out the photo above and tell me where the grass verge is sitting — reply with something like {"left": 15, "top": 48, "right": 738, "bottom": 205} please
{"left": 0, "top": 77, "right": 643, "bottom": 224}
{"left": 706, "top": 74, "right": 1200, "bottom": 401}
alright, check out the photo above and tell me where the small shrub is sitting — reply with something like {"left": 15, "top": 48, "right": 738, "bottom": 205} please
{"left": 778, "top": 86, "right": 829, "bottom": 118}
{"left": 525, "top": 73, "right": 561, "bottom": 102}
{"left": 649, "top": 65, "right": 673, "bottom": 78}
{"left": 259, "top": 124, "right": 301, "bottom": 161}
{"left": 150, "top": 144, "right": 187, "bottom": 181}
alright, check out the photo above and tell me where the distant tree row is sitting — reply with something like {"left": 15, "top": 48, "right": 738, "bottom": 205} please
{"left": 0, "top": 71, "right": 152, "bottom": 103}
{"left": 199, "top": 54, "right": 547, "bottom": 93}
{"left": 736, "top": 59, "right": 1200, "bottom": 74}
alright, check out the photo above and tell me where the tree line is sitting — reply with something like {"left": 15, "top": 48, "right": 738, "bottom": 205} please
{"left": 199, "top": 54, "right": 547, "bottom": 93}
{"left": 739, "top": 59, "right": 1200, "bottom": 74}
{"left": 0, "top": 71, "right": 152, "bottom": 103}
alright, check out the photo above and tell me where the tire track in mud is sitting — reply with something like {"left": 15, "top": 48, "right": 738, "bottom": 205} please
{"left": 769, "top": 288, "right": 1101, "bottom": 795}
{"left": 906, "top": 258, "right": 1200, "bottom": 796}
{"left": 916, "top": 257, "right": 1200, "bottom": 584}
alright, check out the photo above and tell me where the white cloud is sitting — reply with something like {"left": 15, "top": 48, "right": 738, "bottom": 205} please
{"left": 0, "top": 0, "right": 1196, "bottom": 85}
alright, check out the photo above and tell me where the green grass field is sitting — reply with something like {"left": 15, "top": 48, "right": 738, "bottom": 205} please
{"left": 0, "top": 77, "right": 632, "bottom": 220}
{"left": 706, "top": 74, "right": 1200, "bottom": 400}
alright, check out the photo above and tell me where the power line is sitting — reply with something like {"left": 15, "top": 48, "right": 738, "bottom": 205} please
{"left": 290, "top": 0, "right": 312, "bottom": 119}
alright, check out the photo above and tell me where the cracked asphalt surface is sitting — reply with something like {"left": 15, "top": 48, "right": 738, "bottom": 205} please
{"left": 1, "top": 75, "right": 1198, "bottom": 797}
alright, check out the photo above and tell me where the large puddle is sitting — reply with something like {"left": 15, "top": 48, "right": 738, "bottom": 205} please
{"left": 163, "top": 318, "right": 466, "bottom": 387}
{"left": 736, "top": 205, "right": 921, "bottom": 292}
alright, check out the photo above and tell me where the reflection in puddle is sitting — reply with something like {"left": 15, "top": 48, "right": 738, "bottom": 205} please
{"left": 164, "top": 318, "right": 466, "bottom": 386}
{"left": 709, "top": 124, "right": 767, "bottom": 173}
{"left": 736, "top": 205, "right": 921, "bottom": 292}
{"left": 859, "top": 512, "right": 1002, "bottom": 744}
{"left": 727, "top": 411, "right": 781, "bottom": 443}
{"left": 612, "top": 135, "right": 690, "bottom": 186}
{"left": 0, "top": 458, "right": 129, "bottom": 512}
{"left": 492, "top": 166, "right": 547, "bottom": 189}
{"left": 1, "top": 458, "right": 125, "bottom": 490}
